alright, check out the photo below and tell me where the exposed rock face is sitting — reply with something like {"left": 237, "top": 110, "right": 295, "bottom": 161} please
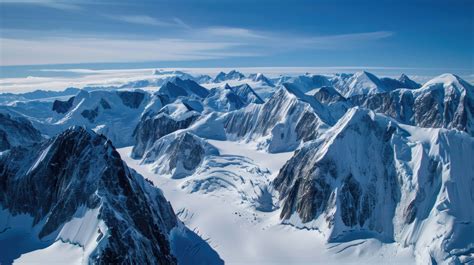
{"left": 273, "top": 107, "right": 474, "bottom": 264}
{"left": 203, "top": 84, "right": 264, "bottom": 112}
{"left": 100, "top": 98, "right": 111, "bottom": 109}
{"left": 398, "top": 74, "right": 421, "bottom": 89}
{"left": 227, "top": 84, "right": 264, "bottom": 105}
{"left": 223, "top": 87, "right": 331, "bottom": 152}
{"left": 380, "top": 74, "right": 421, "bottom": 90}
{"left": 350, "top": 74, "right": 474, "bottom": 136}
{"left": 2, "top": 89, "right": 151, "bottom": 147}
{"left": 156, "top": 78, "right": 209, "bottom": 103}
{"left": 81, "top": 107, "right": 99, "bottom": 122}
{"left": 0, "top": 127, "right": 176, "bottom": 264}
{"left": 170, "top": 77, "right": 209, "bottom": 98}
{"left": 117, "top": 91, "right": 145, "bottom": 108}
{"left": 132, "top": 111, "right": 200, "bottom": 159}
{"left": 313, "top": 86, "right": 346, "bottom": 104}
{"left": 204, "top": 87, "right": 246, "bottom": 112}
{"left": 140, "top": 132, "right": 219, "bottom": 179}
{"left": 213, "top": 70, "right": 245, "bottom": 82}
{"left": 0, "top": 112, "right": 43, "bottom": 151}
{"left": 52, "top": 96, "right": 75, "bottom": 113}
{"left": 274, "top": 108, "right": 399, "bottom": 231}
{"left": 0, "top": 127, "right": 222, "bottom": 264}
{"left": 349, "top": 89, "right": 415, "bottom": 123}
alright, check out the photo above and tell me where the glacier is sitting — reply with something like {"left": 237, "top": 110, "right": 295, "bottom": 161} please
{"left": 0, "top": 69, "right": 473, "bottom": 265}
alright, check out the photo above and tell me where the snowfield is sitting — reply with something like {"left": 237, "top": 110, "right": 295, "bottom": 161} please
{"left": 118, "top": 143, "right": 416, "bottom": 265}
{"left": 1, "top": 69, "right": 473, "bottom": 264}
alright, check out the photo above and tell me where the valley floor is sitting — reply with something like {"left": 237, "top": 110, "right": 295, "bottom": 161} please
{"left": 118, "top": 141, "right": 416, "bottom": 265}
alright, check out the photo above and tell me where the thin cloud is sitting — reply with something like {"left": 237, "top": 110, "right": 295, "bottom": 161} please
{"left": 0, "top": 37, "right": 258, "bottom": 66}
{"left": 0, "top": 26, "right": 395, "bottom": 66}
{"left": 204, "top": 27, "right": 266, "bottom": 39}
{"left": 195, "top": 27, "right": 393, "bottom": 49}
{"left": 106, "top": 15, "right": 190, "bottom": 29}
{"left": 173, "top": 18, "right": 192, "bottom": 30}
{"left": 0, "top": 0, "right": 82, "bottom": 10}
{"left": 305, "top": 31, "right": 394, "bottom": 47}
{"left": 247, "top": 30, "right": 395, "bottom": 50}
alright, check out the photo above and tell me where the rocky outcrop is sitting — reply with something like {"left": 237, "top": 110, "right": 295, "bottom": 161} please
{"left": 213, "top": 70, "right": 245, "bottom": 82}
{"left": 226, "top": 84, "right": 264, "bottom": 105}
{"left": 140, "top": 131, "right": 219, "bottom": 179}
{"left": 156, "top": 78, "right": 209, "bottom": 103}
{"left": 52, "top": 96, "right": 75, "bottom": 113}
{"left": 350, "top": 74, "right": 474, "bottom": 136}
{"left": 273, "top": 107, "right": 474, "bottom": 264}
{"left": 117, "top": 91, "right": 145, "bottom": 108}
{"left": 224, "top": 87, "right": 331, "bottom": 152}
{"left": 274, "top": 108, "right": 399, "bottom": 230}
{"left": 380, "top": 74, "right": 421, "bottom": 90}
{"left": 132, "top": 111, "right": 200, "bottom": 159}
{"left": 313, "top": 86, "right": 346, "bottom": 104}
{"left": 203, "top": 84, "right": 264, "bottom": 112}
{"left": 81, "top": 107, "right": 99, "bottom": 122}
{"left": 0, "top": 127, "right": 222, "bottom": 264}
{"left": 0, "top": 112, "right": 43, "bottom": 151}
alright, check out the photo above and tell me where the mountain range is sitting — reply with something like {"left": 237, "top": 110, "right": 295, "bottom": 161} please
{"left": 0, "top": 70, "right": 472, "bottom": 265}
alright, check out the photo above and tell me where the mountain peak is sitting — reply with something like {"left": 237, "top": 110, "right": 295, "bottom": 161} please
{"left": 338, "top": 71, "right": 387, "bottom": 97}
{"left": 422, "top": 73, "right": 473, "bottom": 92}
{"left": 213, "top": 70, "right": 245, "bottom": 82}
{"left": 398, "top": 74, "right": 421, "bottom": 89}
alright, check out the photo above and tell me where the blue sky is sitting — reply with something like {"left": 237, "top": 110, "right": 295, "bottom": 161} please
{"left": 0, "top": 0, "right": 473, "bottom": 77}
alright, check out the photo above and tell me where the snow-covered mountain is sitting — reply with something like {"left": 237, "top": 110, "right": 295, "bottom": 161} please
{"left": 140, "top": 131, "right": 219, "bottom": 179}
{"left": 213, "top": 70, "right": 245, "bottom": 83}
{"left": 380, "top": 74, "right": 421, "bottom": 90}
{"left": 248, "top": 73, "right": 275, "bottom": 87}
{"left": 202, "top": 83, "right": 264, "bottom": 112}
{"left": 120, "top": 69, "right": 212, "bottom": 89}
{"left": 1, "top": 69, "right": 473, "bottom": 265}
{"left": 0, "top": 89, "right": 151, "bottom": 147}
{"left": 0, "top": 127, "right": 222, "bottom": 264}
{"left": 276, "top": 71, "right": 420, "bottom": 98}
{"left": 156, "top": 77, "right": 209, "bottom": 103}
{"left": 0, "top": 87, "right": 81, "bottom": 104}
{"left": 277, "top": 74, "right": 333, "bottom": 94}
{"left": 222, "top": 87, "right": 332, "bottom": 152}
{"left": 132, "top": 102, "right": 200, "bottom": 159}
{"left": 0, "top": 112, "right": 43, "bottom": 151}
{"left": 274, "top": 107, "right": 474, "bottom": 264}
{"left": 350, "top": 73, "right": 474, "bottom": 136}
{"left": 336, "top": 71, "right": 388, "bottom": 97}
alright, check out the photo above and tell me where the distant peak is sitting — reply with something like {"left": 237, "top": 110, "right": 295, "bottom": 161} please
{"left": 399, "top": 73, "right": 409, "bottom": 79}
{"left": 423, "top": 73, "right": 472, "bottom": 91}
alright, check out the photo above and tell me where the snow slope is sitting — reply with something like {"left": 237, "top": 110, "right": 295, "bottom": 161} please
{"left": 0, "top": 127, "right": 222, "bottom": 265}
{"left": 274, "top": 107, "right": 474, "bottom": 264}
{"left": 118, "top": 141, "right": 416, "bottom": 265}
{"left": 1, "top": 69, "right": 473, "bottom": 265}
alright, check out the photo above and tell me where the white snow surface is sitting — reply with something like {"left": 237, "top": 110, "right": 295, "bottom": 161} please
{"left": 0, "top": 207, "right": 106, "bottom": 265}
{"left": 118, "top": 143, "right": 417, "bottom": 265}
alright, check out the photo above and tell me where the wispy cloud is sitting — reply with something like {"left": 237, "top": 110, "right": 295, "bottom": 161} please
{"left": 303, "top": 31, "right": 394, "bottom": 48}
{"left": 0, "top": 0, "right": 82, "bottom": 10}
{"left": 0, "top": 24, "right": 394, "bottom": 66}
{"left": 106, "top": 15, "right": 190, "bottom": 29}
{"left": 192, "top": 26, "right": 393, "bottom": 50}
{"left": 204, "top": 27, "right": 266, "bottom": 39}
{"left": 0, "top": 37, "right": 257, "bottom": 65}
